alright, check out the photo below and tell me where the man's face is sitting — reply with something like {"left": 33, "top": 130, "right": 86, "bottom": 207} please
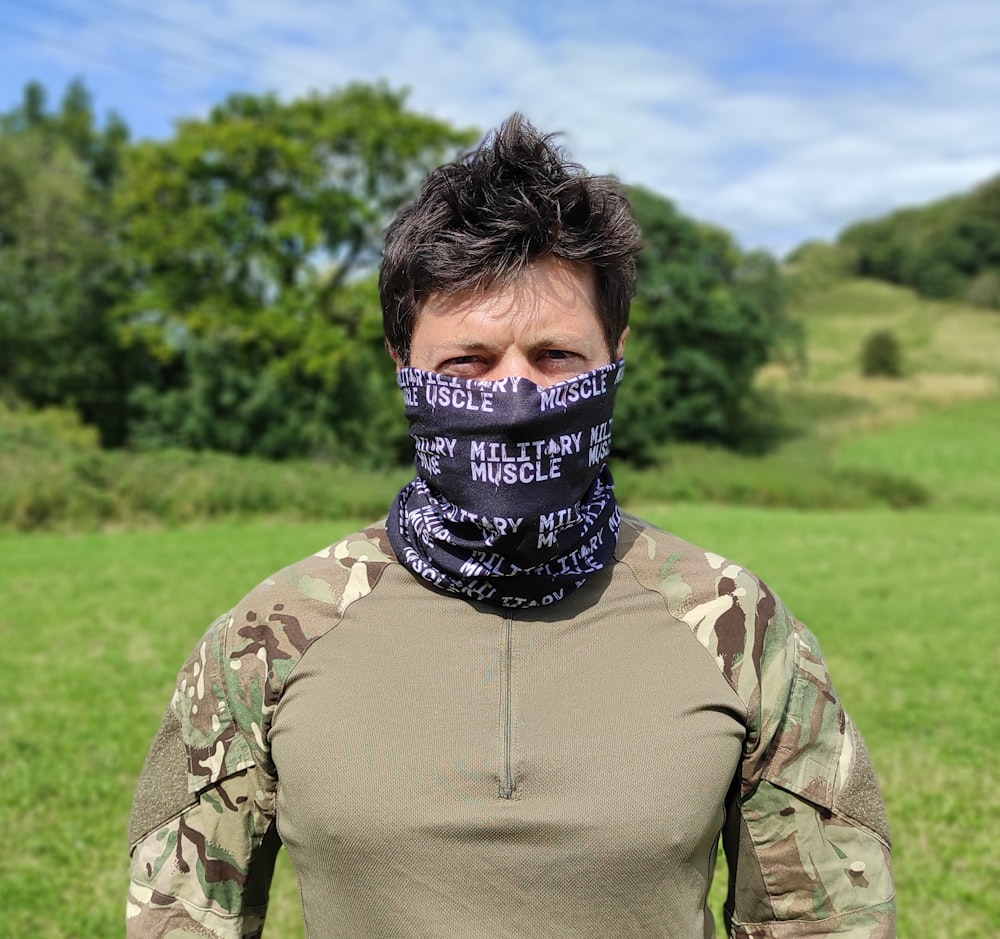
{"left": 397, "top": 257, "right": 627, "bottom": 387}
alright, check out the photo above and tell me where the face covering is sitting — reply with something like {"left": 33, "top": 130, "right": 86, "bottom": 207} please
{"left": 387, "top": 360, "right": 624, "bottom": 609}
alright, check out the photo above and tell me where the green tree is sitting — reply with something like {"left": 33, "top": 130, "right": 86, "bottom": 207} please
{"left": 838, "top": 175, "right": 1000, "bottom": 309}
{"left": 127, "top": 276, "right": 411, "bottom": 464}
{"left": 0, "top": 81, "right": 137, "bottom": 444}
{"left": 614, "top": 187, "right": 796, "bottom": 462}
{"left": 1, "top": 79, "right": 130, "bottom": 189}
{"left": 840, "top": 213, "right": 922, "bottom": 285}
{"left": 115, "top": 82, "right": 473, "bottom": 460}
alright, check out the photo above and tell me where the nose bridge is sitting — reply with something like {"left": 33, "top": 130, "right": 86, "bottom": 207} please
{"left": 491, "top": 349, "right": 546, "bottom": 386}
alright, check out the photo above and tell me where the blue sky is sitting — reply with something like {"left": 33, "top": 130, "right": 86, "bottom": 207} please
{"left": 3, "top": 0, "right": 999, "bottom": 255}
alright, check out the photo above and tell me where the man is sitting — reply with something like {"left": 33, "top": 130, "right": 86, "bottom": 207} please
{"left": 127, "top": 116, "right": 896, "bottom": 938}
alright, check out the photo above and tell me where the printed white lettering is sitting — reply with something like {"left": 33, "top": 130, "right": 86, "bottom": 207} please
{"left": 588, "top": 420, "right": 613, "bottom": 466}
{"left": 402, "top": 547, "right": 444, "bottom": 584}
{"left": 416, "top": 452, "right": 441, "bottom": 475}
{"left": 500, "top": 588, "right": 565, "bottom": 608}
{"left": 590, "top": 420, "right": 612, "bottom": 445}
{"left": 588, "top": 440, "right": 611, "bottom": 466}
{"left": 490, "top": 517, "right": 524, "bottom": 535}
{"left": 460, "top": 580, "right": 497, "bottom": 602}
{"left": 413, "top": 436, "right": 458, "bottom": 476}
{"left": 459, "top": 557, "right": 487, "bottom": 578}
{"left": 425, "top": 385, "right": 495, "bottom": 412}
{"left": 470, "top": 458, "right": 562, "bottom": 485}
{"left": 539, "top": 371, "right": 608, "bottom": 411}
{"left": 469, "top": 550, "right": 506, "bottom": 573}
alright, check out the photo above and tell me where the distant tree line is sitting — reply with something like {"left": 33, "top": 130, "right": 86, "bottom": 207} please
{"left": 836, "top": 177, "right": 1000, "bottom": 309}
{"left": 0, "top": 80, "right": 793, "bottom": 466}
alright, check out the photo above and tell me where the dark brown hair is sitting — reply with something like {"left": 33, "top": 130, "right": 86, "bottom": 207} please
{"left": 380, "top": 114, "right": 642, "bottom": 361}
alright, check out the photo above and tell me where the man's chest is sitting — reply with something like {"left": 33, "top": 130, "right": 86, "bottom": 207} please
{"left": 269, "top": 572, "right": 746, "bottom": 921}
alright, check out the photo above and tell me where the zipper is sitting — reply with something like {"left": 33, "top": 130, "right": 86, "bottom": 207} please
{"left": 500, "top": 614, "right": 515, "bottom": 799}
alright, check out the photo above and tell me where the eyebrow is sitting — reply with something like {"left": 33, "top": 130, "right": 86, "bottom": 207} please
{"left": 432, "top": 334, "right": 590, "bottom": 354}
{"left": 429, "top": 339, "right": 496, "bottom": 357}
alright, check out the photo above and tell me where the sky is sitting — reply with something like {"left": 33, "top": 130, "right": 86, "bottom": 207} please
{"left": 3, "top": 0, "right": 999, "bottom": 256}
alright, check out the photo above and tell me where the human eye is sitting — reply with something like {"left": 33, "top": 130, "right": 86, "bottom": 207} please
{"left": 437, "top": 354, "right": 486, "bottom": 377}
{"left": 539, "top": 348, "right": 582, "bottom": 370}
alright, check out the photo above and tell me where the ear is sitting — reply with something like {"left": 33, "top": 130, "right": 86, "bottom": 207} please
{"left": 386, "top": 340, "right": 404, "bottom": 371}
{"left": 614, "top": 326, "right": 629, "bottom": 361}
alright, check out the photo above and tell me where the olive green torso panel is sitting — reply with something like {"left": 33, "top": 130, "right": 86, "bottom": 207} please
{"left": 272, "top": 561, "right": 745, "bottom": 938}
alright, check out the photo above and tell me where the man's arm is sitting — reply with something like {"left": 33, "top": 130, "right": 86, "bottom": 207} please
{"left": 723, "top": 603, "right": 896, "bottom": 938}
{"left": 127, "top": 613, "right": 280, "bottom": 939}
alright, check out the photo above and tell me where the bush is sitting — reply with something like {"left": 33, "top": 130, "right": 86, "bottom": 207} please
{"left": 860, "top": 330, "right": 903, "bottom": 378}
{"left": 0, "top": 402, "right": 413, "bottom": 532}
{"left": 965, "top": 269, "right": 1000, "bottom": 309}
{"left": 0, "top": 401, "right": 99, "bottom": 451}
{"left": 613, "top": 441, "right": 929, "bottom": 511}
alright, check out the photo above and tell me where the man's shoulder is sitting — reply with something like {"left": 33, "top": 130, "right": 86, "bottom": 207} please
{"left": 615, "top": 512, "right": 796, "bottom": 696}
{"left": 615, "top": 510, "right": 770, "bottom": 604}
{"left": 227, "top": 521, "right": 398, "bottom": 652}
{"left": 162, "top": 525, "right": 399, "bottom": 790}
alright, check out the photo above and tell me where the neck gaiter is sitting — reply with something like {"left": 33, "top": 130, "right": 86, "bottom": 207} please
{"left": 387, "top": 360, "right": 624, "bottom": 609}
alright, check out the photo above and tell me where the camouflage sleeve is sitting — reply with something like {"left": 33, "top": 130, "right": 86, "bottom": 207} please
{"left": 714, "top": 567, "right": 896, "bottom": 937}
{"left": 126, "top": 526, "right": 396, "bottom": 937}
{"left": 126, "top": 612, "right": 280, "bottom": 939}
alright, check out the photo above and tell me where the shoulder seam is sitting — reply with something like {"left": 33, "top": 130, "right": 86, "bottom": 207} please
{"left": 612, "top": 550, "right": 750, "bottom": 723}
{"left": 274, "top": 551, "right": 394, "bottom": 701}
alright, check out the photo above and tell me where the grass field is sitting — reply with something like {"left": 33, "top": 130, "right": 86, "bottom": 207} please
{"left": 835, "top": 397, "right": 1000, "bottom": 510}
{"left": 2, "top": 502, "right": 998, "bottom": 937}
{"left": 3, "top": 278, "right": 999, "bottom": 936}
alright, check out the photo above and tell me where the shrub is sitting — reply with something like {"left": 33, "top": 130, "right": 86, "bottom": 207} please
{"left": 860, "top": 329, "right": 903, "bottom": 378}
{"left": 965, "top": 269, "right": 1000, "bottom": 309}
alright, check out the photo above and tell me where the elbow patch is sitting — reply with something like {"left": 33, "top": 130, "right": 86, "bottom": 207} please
{"left": 129, "top": 708, "right": 193, "bottom": 849}
{"left": 834, "top": 718, "right": 891, "bottom": 846}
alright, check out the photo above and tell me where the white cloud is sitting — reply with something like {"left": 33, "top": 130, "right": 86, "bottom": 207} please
{"left": 3, "top": 0, "right": 998, "bottom": 254}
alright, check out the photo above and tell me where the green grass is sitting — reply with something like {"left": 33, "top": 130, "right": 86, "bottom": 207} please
{"left": 1, "top": 520, "right": 358, "bottom": 939}
{"left": 3, "top": 277, "right": 999, "bottom": 936}
{"left": 772, "top": 280, "right": 1000, "bottom": 443}
{"left": 789, "top": 279, "right": 1000, "bottom": 383}
{"left": 835, "top": 397, "right": 1000, "bottom": 510}
{"left": 2, "top": 506, "right": 998, "bottom": 937}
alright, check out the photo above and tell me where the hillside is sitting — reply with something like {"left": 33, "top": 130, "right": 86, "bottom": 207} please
{"left": 760, "top": 277, "right": 1000, "bottom": 510}
{"left": 773, "top": 278, "right": 999, "bottom": 421}
{"left": 792, "top": 172, "right": 1000, "bottom": 309}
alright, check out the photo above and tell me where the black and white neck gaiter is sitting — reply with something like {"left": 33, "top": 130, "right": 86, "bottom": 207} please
{"left": 387, "top": 360, "right": 625, "bottom": 609}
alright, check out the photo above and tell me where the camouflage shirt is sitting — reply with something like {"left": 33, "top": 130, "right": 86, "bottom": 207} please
{"left": 127, "top": 514, "right": 895, "bottom": 937}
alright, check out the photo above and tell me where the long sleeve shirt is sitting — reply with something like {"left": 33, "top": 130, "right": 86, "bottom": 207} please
{"left": 127, "top": 513, "right": 895, "bottom": 937}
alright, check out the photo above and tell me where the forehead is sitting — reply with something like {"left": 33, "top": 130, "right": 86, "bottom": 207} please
{"left": 416, "top": 258, "right": 599, "bottom": 333}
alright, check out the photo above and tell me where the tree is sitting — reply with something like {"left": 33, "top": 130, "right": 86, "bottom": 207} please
{"left": 0, "top": 81, "right": 137, "bottom": 444}
{"left": 114, "top": 82, "right": 474, "bottom": 460}
{"left": 837, "top": 175, "right": 1000, "bottom": 309}
{"left": 613, "top": 187, "right": 796, "bottom": 462}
